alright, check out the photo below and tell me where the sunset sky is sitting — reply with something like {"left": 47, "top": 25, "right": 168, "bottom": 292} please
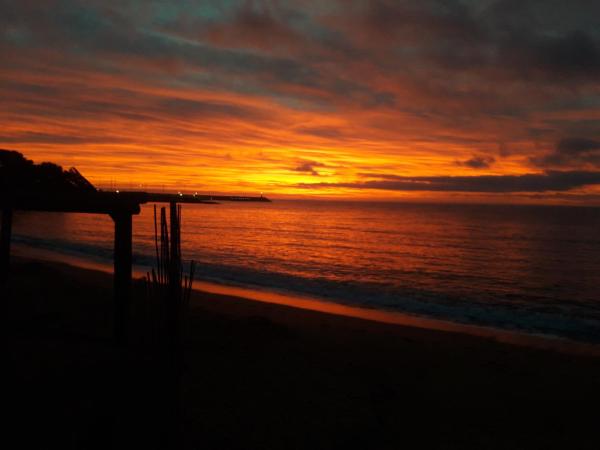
{"left": 1, "top": 0, "right": 600, "bottom": 203}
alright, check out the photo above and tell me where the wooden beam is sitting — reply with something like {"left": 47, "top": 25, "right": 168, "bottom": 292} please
{"left": 112, "top": 212, "right": 133, "bottom": 345}
{"left": 1, "top": 190, "right": 269, "bottom": 217}
{"left": 0, "top": 208, "right": 12, "bottom": 284}
{"left": 3, "top": 193, "right": 141, "bottom": 215}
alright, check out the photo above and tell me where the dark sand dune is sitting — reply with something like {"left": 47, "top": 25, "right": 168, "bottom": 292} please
{"left": 5, "top": 259, "right": 600, "bottom": 449}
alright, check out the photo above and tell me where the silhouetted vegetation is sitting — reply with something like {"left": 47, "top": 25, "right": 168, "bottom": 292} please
{"left": 0, "top": 149, "right": 96, "bottom": 193}
{"left": 138, "top": 203, "right": 195, "bottom": 448}
{"left": 142, "top": 204, "right": 195, "bottom": 357}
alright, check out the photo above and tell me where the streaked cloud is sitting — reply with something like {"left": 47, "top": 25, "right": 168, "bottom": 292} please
{"left": 1, "top": 0, "right": 599, "bottom": 202}
{"left": 299, "top": 171, "right": 600, "bottom": 193}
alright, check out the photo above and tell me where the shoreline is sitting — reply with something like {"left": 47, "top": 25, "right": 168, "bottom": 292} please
{"left": 11, "top": 245, "right": 600, "bottom": 357}
{"left": 7, "top": 253, "right": 600, "bottom": 449}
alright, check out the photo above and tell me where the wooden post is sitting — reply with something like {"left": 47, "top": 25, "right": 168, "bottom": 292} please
{"left": 112, "top": 211, "right": 133, "bottom": 345}
{"left": 1, "top": 207, "right": 12, "bottom": 285}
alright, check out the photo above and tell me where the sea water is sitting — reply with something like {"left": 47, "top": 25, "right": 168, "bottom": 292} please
{"left": 11, "top": 200, "right": 600, "bottom": 343}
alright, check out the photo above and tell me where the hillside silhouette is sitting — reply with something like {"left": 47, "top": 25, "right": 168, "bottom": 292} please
{"left": 0, "top": 149, "right": 95, "bottom": 193}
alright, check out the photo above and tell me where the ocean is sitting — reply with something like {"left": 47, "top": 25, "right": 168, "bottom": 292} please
{"left": 11, "top": 200, "right": 600, "bottom": 343}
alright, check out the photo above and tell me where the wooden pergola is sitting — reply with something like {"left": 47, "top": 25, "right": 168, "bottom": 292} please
{"left": 0, "top": 191, "right": 270, "bottom": 344}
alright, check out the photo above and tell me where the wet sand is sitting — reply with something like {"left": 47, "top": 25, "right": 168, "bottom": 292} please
{"left": 5, "top": 257, "right": 600, "bottom": 449}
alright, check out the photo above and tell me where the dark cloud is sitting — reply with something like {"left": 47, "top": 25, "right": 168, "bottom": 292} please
{"left": 467, "top": 1, "right": 600, "bottom": 80}
{"left": 300, "top": 171, "right": 600, "bottom": 193}
{"left": 493, "top": 30, "right": 600, "bottom": 82}
{"left": 535, "top": 31, "right": 600, "bottom": 76}
{"left": 292, "top": 160, "right": 327, "bottom": 176}
{"left": 531, "top": 137, "right": 600, "bottom": 168}
{"left": 341, "top": 0, "right": 600, "bottom": 78}
{"left": 456, "top": 155, "right": 496, "bottom": 169}
{"left": 557, "top": 138, "right": 600, "bottom": 154}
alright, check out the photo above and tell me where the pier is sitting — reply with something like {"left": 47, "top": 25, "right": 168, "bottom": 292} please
{"left": 1, "top": 190, "right": 270, "bottom": 344}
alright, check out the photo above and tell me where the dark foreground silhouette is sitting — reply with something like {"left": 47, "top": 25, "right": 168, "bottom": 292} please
{"left": 5, "top": 258, "right": 600, "bottom": 450}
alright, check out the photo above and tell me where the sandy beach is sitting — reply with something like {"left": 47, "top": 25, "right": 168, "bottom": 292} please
{"left": 5, "top": 257, "right": 600, "bottom": 450}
